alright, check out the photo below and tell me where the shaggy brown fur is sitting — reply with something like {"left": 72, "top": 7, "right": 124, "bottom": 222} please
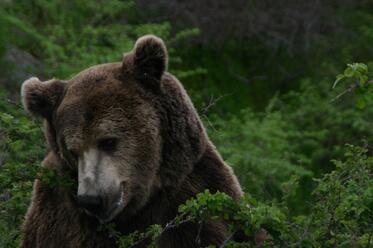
{"left": 20, "top": 35, "right": 243, "bottom": 248}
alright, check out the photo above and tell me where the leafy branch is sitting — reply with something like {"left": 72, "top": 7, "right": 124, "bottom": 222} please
{"left": 332, "top": 63, "right": 373, "bottom": 108}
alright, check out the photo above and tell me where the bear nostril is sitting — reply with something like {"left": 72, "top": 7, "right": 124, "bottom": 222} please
{"left": 77, "top": 194, "right": 103, "bottom": 215}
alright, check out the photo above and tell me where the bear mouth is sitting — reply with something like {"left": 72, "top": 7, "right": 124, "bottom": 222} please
{"left": 97, "top": 190, "right": 126, "bottom": 223}
{"left": 82, "top": 189, "right": 127, "bottom": 224}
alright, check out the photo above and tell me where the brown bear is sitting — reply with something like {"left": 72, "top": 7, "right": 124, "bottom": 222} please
{"left": 20, "top": 35, "right": 243, "bottom": 248}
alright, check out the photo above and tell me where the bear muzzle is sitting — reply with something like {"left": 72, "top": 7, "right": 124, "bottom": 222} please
{"left": 77, "top": 183, "right": 127, "bottom": 223}
{"left": 77, "top": 194, "right": 104, "bottom": 215}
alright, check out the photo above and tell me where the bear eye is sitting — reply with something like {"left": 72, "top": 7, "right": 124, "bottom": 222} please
{"left": 98, "top": 138, "right": 118, "bottom": 153}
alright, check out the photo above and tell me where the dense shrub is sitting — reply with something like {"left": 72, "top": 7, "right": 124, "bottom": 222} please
{"left": 206, "top": 65, "right": 373, "bottom": 212}
{"left": 209, "top": 108, "right": 312, "bottom": 202}
{"left": 0, "top": 98, "right": 43, "bottom": 247}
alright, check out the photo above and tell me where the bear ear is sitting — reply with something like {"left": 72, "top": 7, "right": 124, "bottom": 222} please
{"left": 131, "top": 35, "right": 168, "bottom": 83}
{"left": 21, "top": 77, "right": 66, "bottom": 119}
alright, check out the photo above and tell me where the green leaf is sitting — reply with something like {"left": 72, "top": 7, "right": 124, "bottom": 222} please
{"left": 356, "top": 97, "right": 366, "bottom": 109}
{"left": 333, "top": 74, "right": 345, "bottom": 88}
{"left": 344, "top": 67, "right": 354, "bottom": 77}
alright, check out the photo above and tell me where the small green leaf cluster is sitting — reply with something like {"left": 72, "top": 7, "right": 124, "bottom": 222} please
{"left": 102, "top": 222, "right": 162, "bottom": 248}
{"left": 333, "top": 63, "right": 373, "bottom": 108}
{"left": 333, "top": 63, "right": 369, "bottom": 88}
{"left": 178, "top": 190, "right": 288, "bottom": 247}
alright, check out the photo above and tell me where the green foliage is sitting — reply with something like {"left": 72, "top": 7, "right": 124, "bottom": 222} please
{"left": 0, "top": 99, "right": 77, "bottom": 246}
{"left": 307, "top": 145, "right": 373, "bottom": 247}
{"left": 0, "top": 0, "right": 201, "bottom": 80}
{"left": 205, "top": 68, "right": 373, "bottom": 213}
{"left": 282, "top": 76, "right": 372, "bottom": 175}
{"left": 0, "top": 100, "right": 43, "bottom": 246}
{"left": 209, "top": 109, "right": 312, "bottom": 202}
{"left": 179, "top": 190, "right": 286, "bottom": 241}
{"left": 103, "top": 222, "right": 162, "bottom": 248}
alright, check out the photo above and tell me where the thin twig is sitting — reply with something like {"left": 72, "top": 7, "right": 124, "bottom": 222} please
{"left": 127, "top": 218, "right": 191, "bottom": 248}
{"left": 366, "top": 228, "right": 373, "bottom": 248}
{"left": 195, "top": 221, "right": 203, "bottom": 246}
{"left": 331, "top": 79, "right": 373, "bottom": 103}
{"left": 294, "top": 215, "right": 314, "bottom": 247}
{"left": 0, "top": 96, "right": 24, "bottom": 109}
{"left": 201, "top": 115, "right": 217, "bottom": 132}
{"left": 331, "top": 83, "right": 359, "bottom": 103}
{"left": 200, "top": 93, "right": 231, "bottom": 115}
{"left": 220, "top": 231, "right": 236, "bottom": 248}
{"left": 199, "top": 93, "right": 231, "bottom": 132}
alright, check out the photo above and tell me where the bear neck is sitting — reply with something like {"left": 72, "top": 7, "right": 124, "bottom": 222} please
{"left": 114, "top": 141, "right": 242, "bottom": 234}
{"left": 155, "top": 73, "right": 209, "bottom": 188}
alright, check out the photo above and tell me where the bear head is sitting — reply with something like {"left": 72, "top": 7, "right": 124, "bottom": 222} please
{"left": 21, "top": 35, "right": 207, "bottom": 223}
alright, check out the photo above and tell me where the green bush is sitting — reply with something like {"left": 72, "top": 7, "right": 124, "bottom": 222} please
{"left": 209, "top": 108, "right": 311, "bottom": 202}
{"left": 0, "top": 97, "right": 43, "bottom": 247}
{"left": 206, "top": 66, "right": 373, "bottom": 212}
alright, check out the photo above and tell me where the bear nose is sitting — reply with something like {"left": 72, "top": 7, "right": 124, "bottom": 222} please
{"left": 77, "top": 194, "right": 103, "bottom": 215}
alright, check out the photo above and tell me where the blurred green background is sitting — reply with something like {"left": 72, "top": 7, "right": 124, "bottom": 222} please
{"left": 0, "top": 1, "right": 372, "bottom": 247}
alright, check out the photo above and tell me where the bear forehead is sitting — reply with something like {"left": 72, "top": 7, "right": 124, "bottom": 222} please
{"left": 60, "top": 61, "right": 142, "bottom": 112}
{"left": 55, "top": 63, "right": 148, "bottom": 145}
{"left": 56, "top": 101, "right": 132, "bottom": 145}
{"left": 65, "top": 62, "right": 122, "bottom": 92}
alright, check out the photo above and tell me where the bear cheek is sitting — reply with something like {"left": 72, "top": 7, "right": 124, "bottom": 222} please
{"left": 101, "top": 158, "right": 132, "bottom": 199}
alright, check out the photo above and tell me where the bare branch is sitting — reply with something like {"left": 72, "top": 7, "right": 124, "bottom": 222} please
{"left": 127, "top": 217, "right": 191, "bottom": 248}
{"left": 219, "top": 231, "right": 236, "bottom": 248}
{"left": 195, "top": 221, "right": 203, "bottom": 246}
{"left": 200, "top": 93, "right": 231, "bottom": 115}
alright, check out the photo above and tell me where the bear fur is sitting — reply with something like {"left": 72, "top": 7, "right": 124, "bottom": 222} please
{"left": 20, "top": 35, "right": 243, "bottom": 248}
